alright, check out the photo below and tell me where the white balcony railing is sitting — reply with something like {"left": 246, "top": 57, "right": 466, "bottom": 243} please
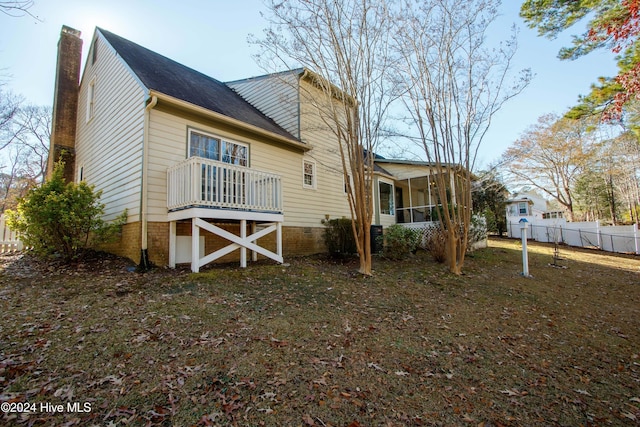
{"left": 167, "top": 157, "right": 282, "bottom": 213}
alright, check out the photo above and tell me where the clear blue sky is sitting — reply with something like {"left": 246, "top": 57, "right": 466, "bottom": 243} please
{"left": 0, "top": 0, "right": 620, "bottom": 168}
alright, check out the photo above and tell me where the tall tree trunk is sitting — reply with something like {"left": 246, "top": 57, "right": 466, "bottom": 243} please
{"left": 446, "top": 228, "right": 461, "bottom": 275}
{"left": 608, "top": 175, "right": 617, "bottom": 225}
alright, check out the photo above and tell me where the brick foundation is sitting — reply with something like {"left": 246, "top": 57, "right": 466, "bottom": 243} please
{"left": 97, "top": 220, "right": 327, "bottom": 267}
{"left": 97, "top": 222, "right": 141, "bottom": 264}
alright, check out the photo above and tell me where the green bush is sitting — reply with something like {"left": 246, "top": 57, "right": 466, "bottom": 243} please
{"left": 468, "top": 214, "right": 488, "bottom": 248}
{"left": 381, "top": 224, "right": 422, "bottom": 260}
{"left": 322, "top": 217, "right": 358, "bottom": 258}
{"left": 6, "top": 161, "right": 127, "bottom": 262}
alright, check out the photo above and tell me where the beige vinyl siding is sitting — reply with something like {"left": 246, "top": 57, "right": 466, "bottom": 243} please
{"left": 294, "top": 79, "right": 354, "bottom": 225}
{"left": 227, "top": 73, "right": 300, "bottom": 138}
{"left": 227, "top": 73, "right": 353, "bottom": 227}
{"left": 146, "top": 109, "right": 188, "bottom": 222}
{"left": 75, "top": 33, "right": 146, "bottom": 221}
{"left": 146, "top": 105, "right": 351, "bottom": 227}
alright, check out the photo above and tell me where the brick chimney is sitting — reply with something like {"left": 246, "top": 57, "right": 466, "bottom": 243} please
{"left": 47, "top": 25, "right": 82, "bottom": 182}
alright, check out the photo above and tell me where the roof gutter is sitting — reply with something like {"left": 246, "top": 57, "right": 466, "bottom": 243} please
{"left": 149, "top": 90, "right": 310, "bottom": 152}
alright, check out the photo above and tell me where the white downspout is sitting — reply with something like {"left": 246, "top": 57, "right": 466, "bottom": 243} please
{"left": 140, "top": 95, "right": 158, "bottom": 268}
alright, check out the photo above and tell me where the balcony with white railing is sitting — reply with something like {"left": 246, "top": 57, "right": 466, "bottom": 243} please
{"left": 167, "top": 157, "right": 283, "bottom": 214}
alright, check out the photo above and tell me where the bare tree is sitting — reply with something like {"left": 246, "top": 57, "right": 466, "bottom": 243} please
{"left": 0, "top": 1, "right": 37, "bottom": 18}
{"left": 0, "top": 101, "right": 51, "bottom": 211}
{"left": 0, "top": 90, "right": 24, "bottom": 151}
{"left": 12, "top": 104, "right": 51, "bottom": 183}
{"left": 502, "top": 114, "right": 596, "bottom": 221}
{"left": 255, "top": 0, "right": 400, "bottom": 275}
{"left": 0, "top": 145, "right": 36, "bottom": 212}
{"left": 395, "top": 0, "right": 530, "bottom": 274}
{"left": 606, "top": 132, "right": 640, "bottom": 224}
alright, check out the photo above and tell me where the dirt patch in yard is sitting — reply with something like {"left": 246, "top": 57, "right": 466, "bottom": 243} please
{"left": 1, "top": 237, "right": 639, "bottom": 426}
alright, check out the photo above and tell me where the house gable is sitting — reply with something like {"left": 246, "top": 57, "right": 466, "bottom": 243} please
{"left": 97, "top": 28, "right": 299, "bottom": 144}
{"left": 75, "top": 30, "right": 148, "bottom": 222}
{"left": 227, "top": 70, "right": 303, "bottom": 139}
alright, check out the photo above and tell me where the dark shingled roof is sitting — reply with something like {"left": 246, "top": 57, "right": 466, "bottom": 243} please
{"left": 98, "top": 28, "right": 298, "bottom": 142}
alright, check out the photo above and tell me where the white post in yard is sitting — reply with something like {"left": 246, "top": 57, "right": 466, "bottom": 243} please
{"left": 519, "top": 218, "right": 530, "bottom": 277}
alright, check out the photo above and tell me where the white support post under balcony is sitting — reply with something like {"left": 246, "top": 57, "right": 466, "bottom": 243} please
{"left": 240, "top": 219, "right": 247, "bottom": 268}
{"left": 251, "top": 222, "right": 257, "bottom": 262}
{"left": 187, "top": 218, "right": 283, "bottom": 272}
{"left": 169, "top": 221, "right": 176, "bottom": 268}
{"left": 192, "top": 219, "right": 200, "bottom": 272}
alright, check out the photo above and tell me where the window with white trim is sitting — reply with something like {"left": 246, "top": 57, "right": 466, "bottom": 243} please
{"left": 379, "top": 180, "right": 394, "bottom": 215}
{"left": 188, "top": 129, "right": 248, "bottom": 166}
{"left": 303, "top": 159, "right": 316, "bottom": 189}
{"left": 188, "top": 129, "right": 249, "bottom": 204}
{"left": 86, "top": 77, "right": 96, "bottom": 122}
{"left": 518, "top": 202, "right": 528, "bottom": 216}
{"left": 344, "top": 174, "right": 352, "bottom": 194}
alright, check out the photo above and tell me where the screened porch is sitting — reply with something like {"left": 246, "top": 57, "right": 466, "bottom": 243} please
{"left": 393, "top": 174, "right": 451, "bottom": 226}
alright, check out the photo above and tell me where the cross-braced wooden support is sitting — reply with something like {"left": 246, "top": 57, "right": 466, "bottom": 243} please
{"left": 168, "top": 208, "right": 284, "bottom": 272}
{"left": 168, "top": 215, "right": 283, "bottom": 272}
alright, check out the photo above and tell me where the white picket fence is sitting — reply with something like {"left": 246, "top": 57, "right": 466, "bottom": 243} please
{"left": 507, "top": 218, "right": 640, "bottom": 255}
{"left": 0, "top": 214, "right": 23, "bottom": 253}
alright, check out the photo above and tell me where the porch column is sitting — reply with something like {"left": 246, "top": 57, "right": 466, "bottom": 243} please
{"left": 408, "top": 178, "right": 414, "bottom": 223}
{"left": 192, "top": 218, "right": 200, "bottom": 273}
{"left": 169, "top": 221, "right": 176, "bottom": 268}
{"left": 427, "top": 172, "right": 432, "bottom": 219}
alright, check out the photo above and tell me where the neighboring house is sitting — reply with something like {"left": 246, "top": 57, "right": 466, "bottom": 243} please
{"left": 505, "top": 192, "right": 569, "bottom": 239}
{"left": 505, "top": 192, "right": 548, "bottom": 223}
{"left": 48, "top": 26, "right": 454, "bottom": 271}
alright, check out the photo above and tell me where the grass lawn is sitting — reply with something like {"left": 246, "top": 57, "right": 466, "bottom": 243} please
{"left": 1, "top": 237, "right": 639, "bottom": 426}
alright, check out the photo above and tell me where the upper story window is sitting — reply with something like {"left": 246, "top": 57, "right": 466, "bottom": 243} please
{"left": 188, "top": 129, "right": 248, "bottom": 166}
{"left": 379, "top": 180, "right": 394, "bottom": 215}
{"left": 86, "top": 77, "right": 96, "bottom": 122}
{"left": 344, "top": 174, "right": 352, "bottom": 194}
{"left": 303, "top": 159, "right": 316, "bottom": 189}
{"left": 518, "top": 202, "right": 528, "bottom": 216}
{"left": 543, "top": 211, "right": 563, "bottom": 219}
